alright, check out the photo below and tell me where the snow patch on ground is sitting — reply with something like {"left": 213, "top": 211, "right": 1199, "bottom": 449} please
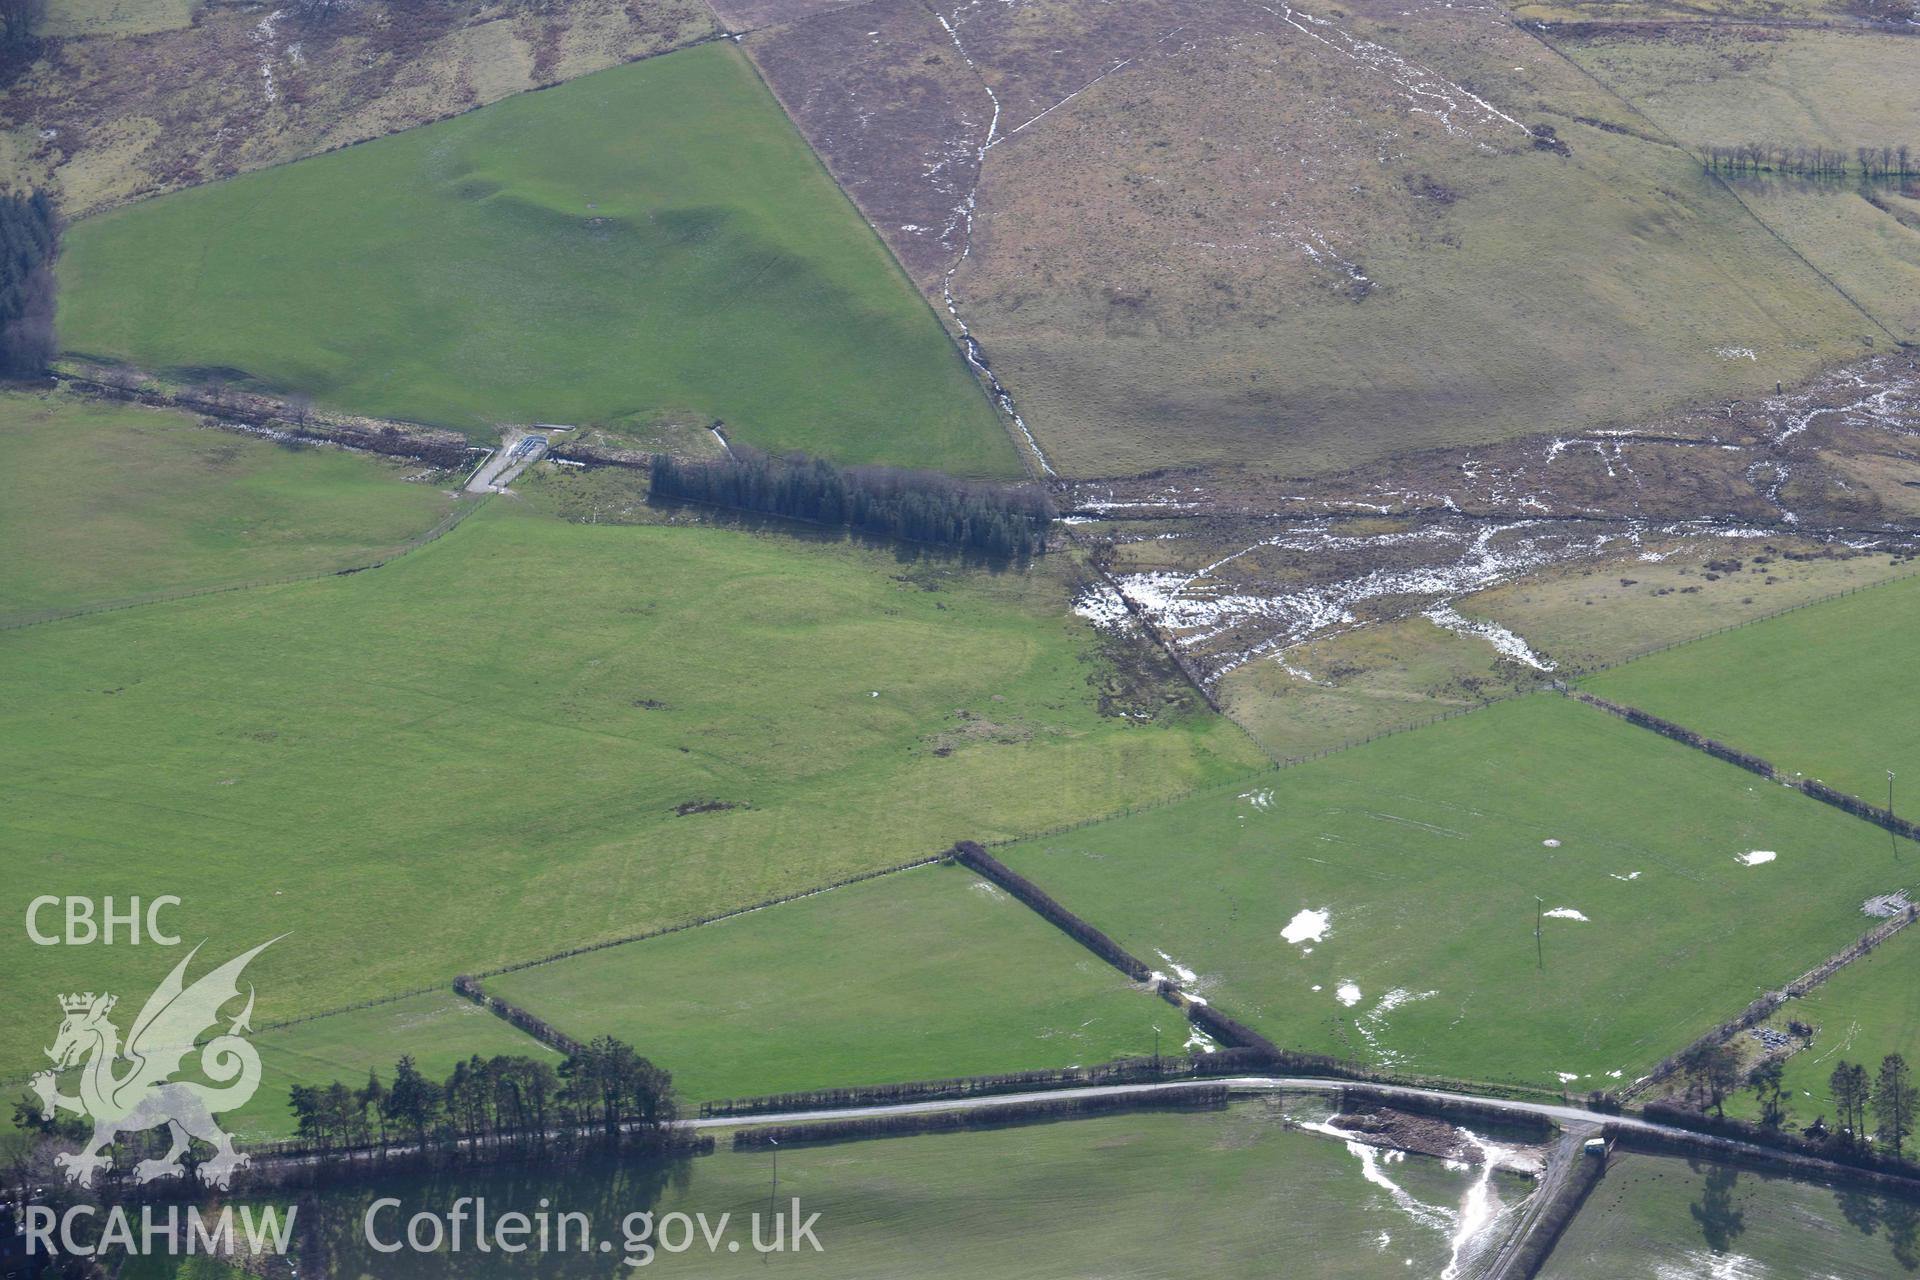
{"left": 1283, "top": 907, "right": 1331, "bottom": 946}
{"left": 1069, "top": 579, "right": 1134, "bottom": 630}
{"left": 1738, "top": 850, "right": 1777, "bottom": 866}
{"left": 1423, "top": 604, "right": 1555, "bottom": 670}
{"left": 1543, "top": 908, "right": 1588, "bottom": 921}
{"left": 1336, "top": 981, "right": 1363, "bottom": 1007}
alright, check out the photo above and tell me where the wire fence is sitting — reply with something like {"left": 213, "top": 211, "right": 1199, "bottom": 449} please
{"left": 1562, "top": 563, "right": 1920, "bottom": 683}
{"left": 465, "top": 854, "right": 947, "bottom": 981}
{"left": 1001, "top": 557, "right": 1920, "bottom": 852}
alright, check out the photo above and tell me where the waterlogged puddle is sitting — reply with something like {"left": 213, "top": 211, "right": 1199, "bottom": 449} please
{"left": 1292, "top": 1113, "right": 1534, "bottom": 1279}
{"left": 1155, "top": 951, "right": 1195, "bottom": 981}
{"left": 1738, "top": 850, "right": 1778, "bottom": 867}
{"left": 1152, "top": 950, "right": 1210, "bottom": 1006}
{"left": 1653, "top": 1249, "right": 1770, "bottom": 1280}
{"left": 1356, "top": 988, "right": 1437, "bottom": 1069}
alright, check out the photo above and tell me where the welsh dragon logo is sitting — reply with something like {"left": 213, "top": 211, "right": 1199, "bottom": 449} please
{"left": 30, "top": 939, "right": 277, "bottom": 1190}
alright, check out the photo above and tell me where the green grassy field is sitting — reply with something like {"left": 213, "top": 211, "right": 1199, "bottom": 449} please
{"left": 1540, "top": 1151, "right": 1920, "bottom": 1277}
{"left": 55, "top": 42, "right": 1013, "bottom": 475}
{"left": 1727, "top": 921, "right": 1920, "bottom": 1132}
{"left": 0, "top": 389, "right": 455, "bottom": 620}
{"left": 0, "top": 496, "right": 1260, "bottom": 1081}
{"left": 998, "top": 694, "right": 1915, "bottom": 1089}
{"left": 265, "top": 1099, "right": 1527, "bottom": 1277}
{"left": 233, "top": 989, "right": 558, "bottom": 1143}
{"left": 1583, "top": 572, "right": 1920, "bottom": 805}
{"left": 490, "top": 862, "right": 1169, "bottom": 1104}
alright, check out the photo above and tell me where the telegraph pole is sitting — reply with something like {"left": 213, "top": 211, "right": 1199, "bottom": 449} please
{"left": 1535, "top": 896, "right": 1544, "bottom": 971}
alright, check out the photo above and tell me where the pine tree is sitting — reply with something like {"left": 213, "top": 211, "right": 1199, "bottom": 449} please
{"left": 1875, "top": 1053, "right": 1914, "bottom": 1157}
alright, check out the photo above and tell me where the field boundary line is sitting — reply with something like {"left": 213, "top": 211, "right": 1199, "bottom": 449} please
{"left": 0, "top": 492, "right": 489, "bottom": 632}
{"left": 1560, "top": 688, "right": 1920, "bottom": 1099}
{"left": 951, "top": 841, "right": 1581, "bottom": 1104}
{"left": 1566, "top": 687, "right": 1920, "bottom": 839}
{"left": 465, "top": 853, "right": 947, "bottom": 982}
{"left": 1564, "top": 563, "right": 1920, "bottom": 681}
{"left": 725, "top": 35, "right": 1026, "bottom": 478}
{"left": 979, "top": 695, "right": 1527, "bottom": 850}
{"left": 1521, "top": 23, "right": 1906, "bottom": 345}
{"left": 1622, "top": 906, "right": 1918, "bottom": 1104}
{"left": 1064, "top": 537, "right": 1920, "bottom": 807}
{"left": 57, "top": 31, "right": 739, "bottom": 224}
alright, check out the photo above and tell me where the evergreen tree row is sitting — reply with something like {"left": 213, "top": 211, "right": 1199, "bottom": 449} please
{"left": 285, "top": 1036, "right": 675, "bottom": 1154}
{"left": 648, "top": 449, "right": 1053, "bottom": 557}
{"left": 0, "top": 189, "right": 55, "bottom": 377}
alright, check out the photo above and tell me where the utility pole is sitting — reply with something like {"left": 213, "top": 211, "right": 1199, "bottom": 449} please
{"left": 1535, "top": 896, "right": 1544, "bottom": 971}
{"left": 1892, "top": 771, "right": 1899, "bottom": 861}
{"left": 1153, "top": 1024, "right": 1161, "bottom": 1068}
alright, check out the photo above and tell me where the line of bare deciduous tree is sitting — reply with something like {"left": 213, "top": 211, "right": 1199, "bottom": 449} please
{"left": 1706, "top": 142, "right": 1917, "bottom": 179}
